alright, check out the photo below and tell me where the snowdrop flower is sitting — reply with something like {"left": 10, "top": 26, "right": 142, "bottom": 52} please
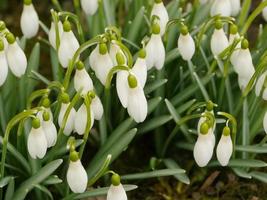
{"left": 107, "top": 174, "right": 127, "bottom": 200}
{"left": 48, "top": 21, "right": 63, "bottom": 49}
{"left": 177, "top": 25, "right": 195, "bottom": 61}
{"left": 20, "top": 0, "right": 39, "bottom": 38}
{"left": 145, "top": 22, "right": 165, "bottom": 70}
{"left": 58, "top": 20, "right": 79, "bottom": 68}
{"left": 210, "top": 0, "right": 231, "bottom": 17}
{"left": 90, "top": 95, "right": 104, "bottom": 120}
{"left": 41, "top": 111, "right": 57, "bottom": 148}
{"left": 263, "top": 1, "right": 267, "bottom": 22}
{"left": 27, "top": 118, "right": 47, "bottom": 159}
{"left": 230, "top": 0, "right": 241, "bottom": 16}
{"left": 81, "top": 0, "right": 98, "bottom": 15}
{"left": 263, "top": 111, "right": 267, "bottom": 133}
{"left": 210, "top": 20, "right": 229, "bottom": 57}
{"left": 194, "top": 122, "right": 214, "bottom": 167}
{"left": 229, "top": 24, "right": 241, "bottom": 66}
{"left": 58, "top": 93, "right": 76, "bottom": 136}
{"left": 151, "top": 0, "right": 169, "bottom": 36}
{"left": 216, "top": 126, "right": 233, "bottom": 166}
{"left": 89, "top": 43, "right": 113, "bottom": 85}
{"left": 67, "top": 151, "right": 88, "bottom": 193}
{"left": 131, "top": 49, "right": 147, "bottom": 88}
{"left": 6, "top": 33, "right": 27, "bottom": 77}
{"left": 0, "top": 39, "right": 8, "bottom": 86}
{"left": 127, "top": 74, "right": 148, "bottom": 123}
{"left": 75, "top": 102, "right": 94, "bottom": 135}
{"left": 255, "top": 71, "right": 267, "bottom": 100}
{"left": 74, "top": 61, "right": 94, "bottom": 95}
{"left": 36, "top": 98, "right": 54, "bottom": 122}
{"left": 109, "top": 41, "right": 127, "bottom": 66}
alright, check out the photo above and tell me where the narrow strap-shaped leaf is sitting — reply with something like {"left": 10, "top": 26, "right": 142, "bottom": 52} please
{"left": 232, "top": 168, "right": 252, "bottom": 179}
{"left": 145, "top": 79, "right": 168, "bottom": 94}
{"left": 250, "top": 171, "right": 267, "bottom": 183}
{"left": 4, "top": 177, "right": 14, "bottom": 200}
{"left": 209, "top": 159, "right": 267, "bottom": 168}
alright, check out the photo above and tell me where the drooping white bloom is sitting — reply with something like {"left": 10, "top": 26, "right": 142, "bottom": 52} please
{"left": 210, "top": 0, "right": 231, "bottom": 17}
{"left": 230, "top": 0, "right": 241, "bottom": 16}
{"left": 263, "top": 111, "right": 267, "bottom": 133}
{"left": 74, "top": 103, "right": 94, "bottom": 135}
{"left": 178, "top": 32, "right": 195, "bottom": 61}
{"left": 216, "top": 134, "right": 233, "bottom": 166}
{"left": 91, "top": 95, "right": 103, "bottom": 120}
{"left": 42, "top": 119, "right": 57, "bottom": 148}
{"left": 151, "top": 1, "right": 169, "bottom": 36}
{"left": 6, "top": 38, "right": 27, "bottom": 77}
{"left": 132, "top": 55, "right": 147, "bottom": 88}
{"left": 107, "top": 184, "right": 128, "bottom": 200}
{"left": 116, "top": 70, "right": 129, "bottom": 108}
{"left": 20, "top": 3, "right": 39, "bottom": 38}
{"left": 27, "top": 126, "right": 47, "bottom": 159}
{"left": 197, "top": 116, "right": 216, "bottom": 147}
{"left": 58, "top": 22, "right": 79, "bottom": 68}
{"left": 48, "top": 21, "right": 63, "bottom": 49}
{"left": 0, "top": 49, "right": 8, "bottom": 86}
{"left": 211, "top": 28, "right": 229, "bottom": 56}
{"left": 36, "top": 108, "right": 53, "bottom": 122}
{"left": 263, "top": 3, "right": 267, "bottom": 22}
{"left": 81, "top": 0, "right": 98, "bottom": 15}
{"left": 74, "top": 68, "right": 94, "bottom": 95}
{"left": 58, "top": 103, "right": 76, "bottom": 136}
{"left": 67, "top": 159, "right": 88, "bottom": 193}
{"left": 109, "top": 42, "right": 126, "bottom": 66}
{"left": 255, "top": 71, "right": 267, "bottom": 100}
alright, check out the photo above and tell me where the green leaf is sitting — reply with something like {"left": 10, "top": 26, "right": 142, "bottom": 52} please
{"left": 0, "top": 176, "right": 13, "bottom": 188}
{"left": 250, "top": 171, "right": 267, "bottom": 183}
{"left": 144, "top": 79, "right": 168, "bottom": 94}
{"left": 148, "top": 97, "right": 162, "bottom": 114}
{"left": 165, "top": 99, "right": 180, "bottom": 123}
{"left": 43, "top": 175, "right": 63, "bottom": 185}
{"left": 4, "top": 177, "right": 15, "bottom": 200}
{"left": 235, "top": 145, "right": 267, "bottom": 153}
{"left": 232, "top": 168, "right": 252, "bottom": 179}
{"left": 121, "top": 169, "right": 185, "bottom": 180}
{"left": 34, "top": 184, "right": 53, "bottom": 200}
{"left": 209, "top": 159, "right": 267, "bottom": 168}
{"left": 12, "top": 159, "right": 63, "bottom": 200}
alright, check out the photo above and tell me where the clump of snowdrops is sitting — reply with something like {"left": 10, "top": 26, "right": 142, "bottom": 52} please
{"left": 1, "top": 0, "right": 267, "bottom": 199}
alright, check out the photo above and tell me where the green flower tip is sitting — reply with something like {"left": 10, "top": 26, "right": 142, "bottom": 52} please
{"left": 63, "top": 20, "right": 71, "bottom": 32}
{"left": 6, "top": 33, "right": 15, "bottom": 44}
{"left": 128, "top": 74, "right": 138, "bottom": 88}
{"left": 0, "top": 21, "right": 6, "bottom": 31}
{"left": 0, "top": 39, "right": 4, "bottom": 51}
{"left": 241, "top": 39, "right": 249, "bottom": 49}
{"left": 61, "top": 92, "right": 70, "bottom": 104}
{"left": 222, "top": 126, "right": 231, "bottom": 136}
{"left": 76, "top": 60, "right": 85, "bottom": 70}
{"left": 116, "top": 52, "right": 125, "bottom": 65}
{"left": 230, "top": 24, "right": 238, "bottom": 35}
{"left": 138, "top": 48, "right": 146, "bottom": 59}
{"left": 180, "top": 25, "right": 188, "bottom": 36}
{"left": 200, "top": 122, "right": 209, "bottom": 135}
{"left": 42, "top": 98, "right": 51, "bottom": 108}
{"left": 88, "top": 91, "right": 96, "bottom": 99}
{"left": 70, "top": 151, "right": 79, "bottom": 162}
{"left": 43, "top": 111, "right": 50, "bottom": 121}
{"left": 206, "top": 100, "right": 214, "bottom": 111}
{"left": 32, "top": 117, "right": 41, "bottom": 129}
{"left": 155, "top": 0, "right": 162, "bottom": 3}
{"left": 99, "top": 43, "right": 108, "bottom": 55}
{"left": 111, "top": 173, "right": 121, "bottom": 186}
{"left": 152, "top": 23, "right": 160, "bottom": 35}
{"left": 24, "top": 0, "right": 32, "bottom": 5}
{"left": 214, "top": 20, "right": 223, "bottom": 30}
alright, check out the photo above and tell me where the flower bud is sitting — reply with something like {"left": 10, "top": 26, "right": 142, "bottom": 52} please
{"left": 230, "top": 0, "right": 241, "bottom": 16}
{"left": 116, "top": 71, "right": 129, "bottom": 108}
{"left": 107, "top": 183, "right": 127, "bottom": 200}
{"left": 210, "top": 0, "right": 231, "bottom": 17}
{"left": 81, "top": 0, "right": 98, "bottom": 15}
{"left": 132, "top": 51, "right": 147, "bottom": 88}
{"left": 210, "top": 26, "right": 229, "bottom": 56}
{"left": 90, "top": 95, "right": 104, "bottom": 120}
{"left": 177, "top": 28, "right": 195, "bottom": 61}
{"left": 74, "top": 64, "right": 94, "bottom": 95}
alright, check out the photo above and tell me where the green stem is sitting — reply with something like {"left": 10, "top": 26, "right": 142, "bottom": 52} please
{"left": 26, "top": 89, "right": 50, "bottom": 109}
{"left": 242, "top": 97, "right": 249, "bottom": 159}
{"left": 51, "top": 10, "right": 61, "bottom": 50}
{"left": 105, "top": 65, "right": 130, "bottom": 89}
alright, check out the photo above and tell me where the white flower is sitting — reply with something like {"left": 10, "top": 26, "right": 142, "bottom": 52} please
{"left": 230, "top": 0, "right": 241, "bottom": 16}
{"left": 74, "top": 103, "right": 94, "bottom": 135}
{"left": 116, "top": 70, "right": 129, "bottom": 108}
{"left": 132, "top": 55, "right": 147, "bottom": 88}
{"left": 0, "top": 49, "right": 8, "bottom": 86}
{"left": 109, "top": 42, "right": 126, "bottom": 66}
{"left": 255, "top": 71, "right": 267, "bottom": 100}
{"left": 216, "top": 134, "right": 233, "bottom": 166}
{"left": 210, "top": 0, "right": 231, "bottom": 17}
{"left": 58, "top": 103, "right": 76, "bottom": 136}
{"left": 178, "top": 32, "right": 195, "bottom": 61}
{"left": 74, "top": 68, "right": 94, "bottom": 95}
{"left": 58, "top": 21, "right": 79, "bottom": 68}
{"left": 81, "top": 0, "right": 98, "bottom": 15}
{"left": 36, "top": 108, "right": 53, "bottom": 122}
{"left": 42, "top": 119, "right": 57, "bottom": 148}
{"left": 67, "top": 159, "right": 88, "bottom": 193}
{"left": 6, "top": 35, "right": 27, "bottom": 77}
{"left": 27, "top": 125, "right": 47, "bottom": 159}
{"left": 263, "top": 111, "right": 267, "bottom": 134}
{"left": 197, "top": 116, "right": 216, "bottom": 147}
{"left": 107, "top": 184, "right": 128, "bottom": 200}
{"left": 210, "top": 28, "right": 229, "bottom": 56}
{"left": 91, "top": 95, "right": 103, "bottom": 120}
{"left": 263, "top": 3, "right": 267, "bottom": 21}
{"left": 145, "top": 28, "right": 165, "bottom": 70}
{"left": 48, "top": 21, "right": 63, "bottom": 49}
{"left": 151, "top": 1, "right": 169, "bottom": 36}
{"left": 20, "top": 3, "right": 39, "bottom": 38}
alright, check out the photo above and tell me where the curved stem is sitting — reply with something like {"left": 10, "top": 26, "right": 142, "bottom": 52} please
{"left": 27, "top": 89, "right": 50, "bottom": 109}
{"left": 105, "top": 65, "right": 130, "bottom": 89}
{"left": 113, "top": 40, "right": 133, "bottom": 68}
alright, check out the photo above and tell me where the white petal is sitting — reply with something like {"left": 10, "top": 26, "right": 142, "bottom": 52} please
{"left": 58, "top": 31, "right": 79, "bottom": 68}
{"left": 132, "top": 58, "right": 147, "bottom": 88}
{"left": 7, "top": 42, "right": 27, "bottom": 77}
{"left": 74, "top": 104, "right": 94, "bottom": 135}
{"left": 178, "top": 33, "right": 195, "bottom": 61}
{"left": 74, "top": 68, "right": 94, "bottom": 95}
{"left": 151, "top": 2, "right": 169, "bottom": 36}
{"left": 210, "top": 29, "right": 229, "bottom": 56}
{"left": 67, "top": 160, "right": 88, "bottom": 193}
{"left": 48, "top": 21, "right": 63, "bottom": 49}
{"left": 255, "top": 72, "right": 267, "bottom": 97}
{"left": 107, "top": 184, "right": 128, "bottom": 200}
{"left": 233, "top": 49, "right": 255, "bottom": 77}
{"left": 91, "top": 96, "right": 103, "bottom": 120}
{"left": 27, "top": 127, "right": 47, "bottom": 159}
{"left": 262, "top": 89, "right": 267, "bottom": 100}
{"left": 263, "top": 111, "right": 267, "bottom": 134}
{"left": 20, "top": 4, "right": 39, "bottom": 38}
{"left": 116, "top": 70, "right": 129, "bottom": 108}
{"left": 89, "top": 45, "right": 99, "bottom": 71}
{"left": 0, "top": 51, "right": 8, "bottom": 86}
{"left": 216, "top": 135, "right": 233, "bottom": 166}
{"left": 58, "top": 103, "right": 76, "bottom": 136}
{"left": 36, "top": 108, "right": 54, "bottom": 122}
{"left": 230, "top": 0, "right": 241, "bottom": 16}
{"left": 210, "top": 0, "right": 231, "bottom": 17}
{"left": 127, "top": 86, "right": 147, "bottom": 123}
{"left": 263, "top": 6, "right": 267, "bottom": 22}
{"left": 109, "top": 42, "right": 127, "bottom": 66}
{"left": 42, "top": 120, "right": 57, "bottom": 148}
{"left": 81, "top": 0, "right": 98, "bottom": 15}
